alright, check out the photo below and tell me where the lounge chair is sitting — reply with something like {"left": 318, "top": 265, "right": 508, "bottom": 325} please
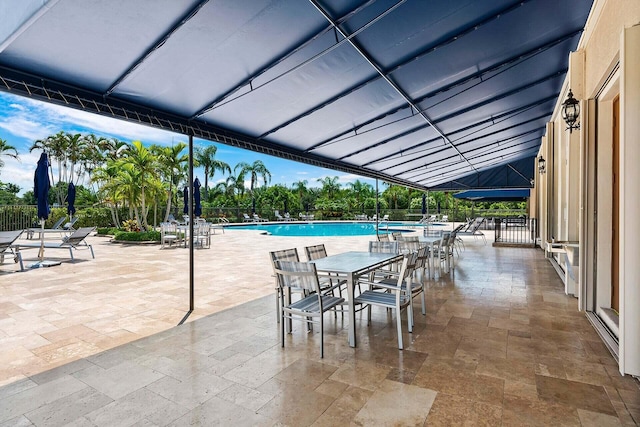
{"left": 381, "top": 214, "right": 389, "bottom": 221}
{"left": 25, "top": 216, "right": 70, "bottom": 239}
{"left": 0, "top": 230, "right": 24, "bottom": 271}
{"left": 284, "top": 212, "right": 294, "bottom": 221}
{"left": 274, "top": 210, "right": 285, "bottom": 221}
{"left": 456, "top": 217, "right": 486, "bottom": 244}
{"left": 242, "top": 213, "right": 253, "bottom": 222}
{"left": 12, "top": 227, "right": 96, "bottom": 261}
{"left": 253, "top": 213, "right": 268, "bottom": 222}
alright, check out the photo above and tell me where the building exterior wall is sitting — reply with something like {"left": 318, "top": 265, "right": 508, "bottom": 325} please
{"left": 536, "top": 0, "right": 640, "bottom": 376}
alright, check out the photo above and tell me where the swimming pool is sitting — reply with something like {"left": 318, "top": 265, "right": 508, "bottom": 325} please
{"left": 228, "top": 221, "right": 434, "bottom": 237}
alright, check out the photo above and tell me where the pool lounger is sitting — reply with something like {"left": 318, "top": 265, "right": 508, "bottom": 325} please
{"left": 12, "top": 227, "right": 96, "bottom": 262}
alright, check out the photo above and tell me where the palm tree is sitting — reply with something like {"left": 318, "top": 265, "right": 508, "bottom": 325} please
{"left": 194, "top": 145, "right": 231, "bottom": 198}
{"left": 291, "top": 180, "right": 308, "bottom": 209}
{"left": 384, "top": 184, "right": 404, "bottom": 210}
{"left": 92, "top": 159, "right": 122, "bottom": 226}
{"left": 0, "top": 138, "right": 19, "bottom": 170}
{"left": 152, "top": 143, "right": 188, "bottom": 222}
{"left": 348, "top": 179, "right": 373, "bottom": 211}
{"left": 63, "top": 132, "right": 86, "bottom": 184}
{"left": 234, "top": 160, "right": 271, "bottom": 193}
{"left": 317, "top": 176, "right": 340, "bottom": 199}
{"left": 117, "top": 141, "right": 158, "bottom": 230}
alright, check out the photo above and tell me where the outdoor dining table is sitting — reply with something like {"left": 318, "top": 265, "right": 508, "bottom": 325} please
{"left": 311, "top": 251, "right": 403, "bottom": 348}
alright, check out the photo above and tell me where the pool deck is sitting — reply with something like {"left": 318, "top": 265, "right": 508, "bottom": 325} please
{"left": 1, "top": 226, "right": 638, "bottom": 425}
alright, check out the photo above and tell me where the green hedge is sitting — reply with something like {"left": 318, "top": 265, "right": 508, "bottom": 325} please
{"left": 113, "top": 230, "right": 161, "bottom": 242}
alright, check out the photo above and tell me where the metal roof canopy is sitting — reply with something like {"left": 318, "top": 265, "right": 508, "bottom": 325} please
{"left": 453, "top": 188, "right": 530, "bottom": 202}
{"left": 0, "top": 0, "right": 593, "bottom": 190}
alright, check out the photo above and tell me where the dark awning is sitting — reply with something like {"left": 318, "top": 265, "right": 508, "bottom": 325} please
{"left": 0, "top": 0, "right": 593, "bottom": 190}
{"left": 453, "top": 188, "right": 530, "bottom": 201}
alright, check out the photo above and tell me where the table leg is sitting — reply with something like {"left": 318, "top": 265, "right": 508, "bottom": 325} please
{"left": 347, "top": 272, "right": 356, "bottom": 347}
{"left": 430, "top": 242, "right": 436, "bottom": 279}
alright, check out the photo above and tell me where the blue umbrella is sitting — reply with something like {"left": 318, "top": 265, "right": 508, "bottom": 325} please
{"left": 421, "top": 193, "right": 426, "bottom": 215}
{"left": 34, "top": 153, "right": 51, "bottom": 262}
{"left": 67, "top": 182, "right": 76, "bottom": 219}
{"left": 183, "top": 186, "right": 188, "bottom": 215}
{"left": 193, "top": 178, "right": 202, "bottom": 217}
{"left": 34, "top": 153, "right": 50, "bottom": 221}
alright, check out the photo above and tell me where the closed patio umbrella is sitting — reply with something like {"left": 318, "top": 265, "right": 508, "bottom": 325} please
{"left": 67, "top": 182, "right": 76, "bottom": 222}
{"left": 421, "top": 193, "right": 426, "bottom": 215}
{"left": 33, "top": 153, "right": 59, "bottom": 267}
{"left": 183, "top": 186, "right": 188, "bottom": 215}
{"left": 193, "top": 178, "right": 202, "bottom": 217}
{"left": 252, "top": 198, "right": 256, "bottom": 215}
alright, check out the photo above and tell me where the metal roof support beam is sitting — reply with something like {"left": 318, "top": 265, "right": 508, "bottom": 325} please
{"left": 305, "top": 28, "right": 581, "bottom": 153}
{"left": 397, "top": 124, "right": 544, "bottom": 177}
{"left": 308, "top": 0, "right": 478, "bottom": 174}
{"left": 365, "top": 94, "right": 557, "bottom": 168}
{"left": 258, "top": 0, "right": 529, "bottom": 141}
{"left": 196, "top": 0, "right": 406, "bottom": 119}
{"left": 408, "top": 140, "right": 538, "bottom": 181}
{"left": 105, "top": 0, "right": 211, "bottom": 97}
{"left": 342, "top": 76, "right": 561, "bottom": 162}
{"left": 0, "top": 66, "right": 429, "bottom": 190}
{"left": 400, "top": 138, "right": 540, "bottom": 181}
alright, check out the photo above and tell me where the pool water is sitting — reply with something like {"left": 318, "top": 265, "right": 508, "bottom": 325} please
{"left": 228, "top": 221, "right": 437, "bottom": 237}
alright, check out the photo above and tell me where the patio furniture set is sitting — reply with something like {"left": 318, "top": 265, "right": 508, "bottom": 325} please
{"left": 160, "top": 217, "right": 223, "bottom": 249}
{"left": 270, "top": 227, "right": 464, "bottom": 357}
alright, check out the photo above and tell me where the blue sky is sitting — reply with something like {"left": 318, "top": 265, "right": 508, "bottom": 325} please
{"left": 0, "top": 92, "right": 376, "bottom": 195}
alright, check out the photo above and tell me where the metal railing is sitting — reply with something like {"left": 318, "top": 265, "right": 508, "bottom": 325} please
{"left": 494, "top": 217, "right": 537, "bottom": 245}
{"left": 0, "top": 205, "right": 38, "bottom": 231}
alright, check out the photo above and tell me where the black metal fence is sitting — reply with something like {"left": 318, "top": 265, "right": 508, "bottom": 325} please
{"left": 494, "top": 217, "right": 537, "bottom": 245}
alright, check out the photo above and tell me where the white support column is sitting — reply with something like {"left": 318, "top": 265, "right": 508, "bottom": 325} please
{"left": 620, "top": 24, "right": 640, "bottom": 377}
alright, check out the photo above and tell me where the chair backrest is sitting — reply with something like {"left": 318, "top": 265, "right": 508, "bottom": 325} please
{"left": 50, "top": 217, "right": 66, "bottom": 230}
{"left": 439, "top": 231, "right": 452, "bottom": 248}
{"left": 304, "top": 244, "right": 327, "bottom": 261}
{"left": 390, "top": 231, "right": 402, "bottom": 240}
{"left": 63, "top": 227, "right": 95, "bottom": 245}
{"left": 415, "top": 245, "right": 429, "bottom": 269}
{"left": 269, "top": 248, "right": 300, "bottom": 268}
{"left": 396, "top": 251, "right": 418, "bottom": 286}
{"left": 0, "top": 230, "right": 23, "bottom": 253}
{"left": 377, "top": 233, "right": 390, "bottom": 241}
{"left": 382, "top": 215, "right": 389, "bottom": 221}
{"left": 402, "top": 236, "right": 419, "bottom": 242}
{"left": 399, "top": 240, "right": 420, "bottom": 254}
{"left": 243, "top": 213, "right": 251, "bottom": 219}
{"left": 63, "top": 216, "right": 79, "bottom": 230}
{"left": 368, "top": 240, "right": 398, "bottom": 254}
{"left": 274, "top": 260, "right": 320, "bottom": 293}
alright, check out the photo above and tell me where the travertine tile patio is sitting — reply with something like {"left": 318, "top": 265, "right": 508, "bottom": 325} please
{"left": 0, "top": 226, "right": 638, "bottom": 425}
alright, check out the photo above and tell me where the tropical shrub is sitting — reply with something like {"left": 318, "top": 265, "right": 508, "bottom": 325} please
{"left": 113, "top": 230, "right": 160, "bottom": 242}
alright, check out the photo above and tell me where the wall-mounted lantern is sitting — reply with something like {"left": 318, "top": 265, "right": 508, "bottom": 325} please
{"left": 562, "top": 89, "right": 580, "bottom": 133}
{"left": 538, "top": 156, "right": 546, "bottom": 174}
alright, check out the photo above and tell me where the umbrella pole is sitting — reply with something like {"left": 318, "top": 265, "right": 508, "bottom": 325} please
{"left": 38, "top": 219, "right": 45, "bottom": 261}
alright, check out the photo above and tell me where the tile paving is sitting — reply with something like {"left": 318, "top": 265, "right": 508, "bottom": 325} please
{"left": 0, "top": 226, "right": 638, "bottom": 425}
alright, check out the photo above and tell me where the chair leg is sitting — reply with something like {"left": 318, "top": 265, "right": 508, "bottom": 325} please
{"left": 320, "top": 315, "right": 324, "bottom": 358}
{"left": 396, "top": 309, "right": 403, "bottom": 350}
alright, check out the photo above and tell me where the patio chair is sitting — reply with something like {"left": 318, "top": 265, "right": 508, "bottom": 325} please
{"left": 242, "top": 213, "right": 253, "bottom": 222}
{"left": 284, "top": 212, "right": 294, "bottom": 221}
{"left": 304, "top": 244, "right": 347, "bottom": 302}
{"left": 381, "top": 214, "right": 389, "bottom": 221}
{"left": 193, "top": 222, "right": 211, "bottom": 248}
{"left": 274, "top": 260, "right": 345, "bottom": 358}
{"left": 160, "top": 222, "right": 180, "bottom": 248}
{"left": 274, "top": 210, "right": 285, "bottom": 221}
{"left": 441, "top": 215, "right": 449, "bottom": 222}
{"left": 354, "top": 251, "right": 417, "bottom": 349}
{"left": 270, "top": 248, "right": 301, "bottom": 326}
{"left": 12, "top": 227, "right": 96, "bottom": 261}
{"left": 0, "top": 230, "right": 24, "bottom": 271}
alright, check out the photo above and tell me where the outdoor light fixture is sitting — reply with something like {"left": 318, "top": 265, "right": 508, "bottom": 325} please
{"left": 562, "top": 89, "right": 580, "bottom": 133}
{"left": 538, "top": 156, "right": 546, "bottom": 174}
